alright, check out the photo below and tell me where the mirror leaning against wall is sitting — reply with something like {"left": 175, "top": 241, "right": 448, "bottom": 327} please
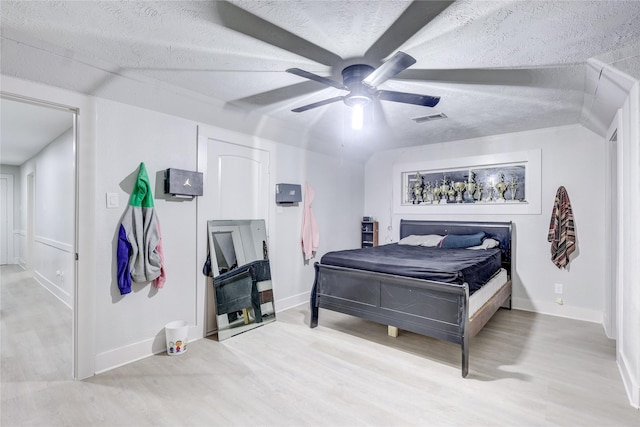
{"left": 207, "top": 219, "right": 275, "bottom": 340}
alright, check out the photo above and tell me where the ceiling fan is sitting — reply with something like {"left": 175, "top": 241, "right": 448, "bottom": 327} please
{"left": 286, "top": 52, "right": 440, "bottom": 129}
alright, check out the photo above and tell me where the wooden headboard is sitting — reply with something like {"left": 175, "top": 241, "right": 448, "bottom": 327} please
{"left": 399, "top": 219, "right": 512, "bottom": 277}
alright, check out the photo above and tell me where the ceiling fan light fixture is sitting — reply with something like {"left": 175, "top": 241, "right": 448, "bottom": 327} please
{"left": 345, "top": 93, "right": 371, "bottom": 130}
{"left": 287, "top": 52, "right": 440, "bottom": 124}
{"left": 351, "top": 103, "right": 364, "bottom": 130}
{"left": 343, "top": 93, "right": 370, "bottom": 107}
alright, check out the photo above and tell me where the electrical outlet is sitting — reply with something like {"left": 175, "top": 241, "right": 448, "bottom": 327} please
{"left": 554, "top": 283, "right": 563, "bottom": 294}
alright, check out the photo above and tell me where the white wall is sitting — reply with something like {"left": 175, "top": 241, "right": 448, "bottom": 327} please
{"left": 270, "top": 143, "right": 364, "bottom": 311}
{"left": 34, "top": 129, "right": 74, "bottom": 243}
{"left": 92, "top": 99, "right": 199, "bottom": 371}
{"left": 82, "top": 98, "right": 364, "bottom": 373}
{"left": 364, "top": 124, "right": 606, "bottom": 322}
{"left": 10, "top": 128, "right": 75, "bottom": 306}
{"left": 32, "top": 128, "right": 75, "bottom": 307}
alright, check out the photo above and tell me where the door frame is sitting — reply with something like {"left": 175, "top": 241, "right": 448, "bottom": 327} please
{"left": 604, "top": 111, "right": 621, "bottom": 339}
{"left": 1, "top": 92, "right": 81, "bottom": 378}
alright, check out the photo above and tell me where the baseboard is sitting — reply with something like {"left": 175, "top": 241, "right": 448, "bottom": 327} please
{"left": 275, "top": 291, "right": 310, "bottom": 313}
{"left": 512, "top": 297, "right": 602, "bottom": 324}
{"left": 96, "top": 291, "right": 309, "bottom": 375}
{"left": 618, "top": 350, "right": 640, "bottom": 409}
{"left": 33, "top": 270, "right": 72, "bottom": 309}
{"left": 94, "top": 326, "right": 201, "bottom": 375}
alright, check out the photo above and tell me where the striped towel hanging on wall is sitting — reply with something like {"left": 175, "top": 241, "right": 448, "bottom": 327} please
{"left": 547, "top": 186, "right": 576, "bottom": 269}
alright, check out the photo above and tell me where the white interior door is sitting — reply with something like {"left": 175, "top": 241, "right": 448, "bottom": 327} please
{"left": 198, "top": 134, "right": 270, "bottom": 335}
{"left": 207, "top": 140, "right": 270, "bottom": 220}
{"left": 0, "top": 175, "right": 12, "bottom": 265}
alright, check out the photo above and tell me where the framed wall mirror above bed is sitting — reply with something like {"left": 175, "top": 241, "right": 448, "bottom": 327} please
{"left": 207, "top": 219, "right": 275, "bottom": 341}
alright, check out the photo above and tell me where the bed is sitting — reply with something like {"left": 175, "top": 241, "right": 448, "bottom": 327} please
{"left": 310, "top": 220, "right": 512, "bottom": 377}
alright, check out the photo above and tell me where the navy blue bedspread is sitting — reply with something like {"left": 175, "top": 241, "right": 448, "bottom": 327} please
{"left": 320, "top": 244, "right": 501, "bottom": 294}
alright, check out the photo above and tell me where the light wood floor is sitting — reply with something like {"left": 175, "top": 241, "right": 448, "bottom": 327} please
{"left": 2, "top": 264, "right": 638, "bottom": 426}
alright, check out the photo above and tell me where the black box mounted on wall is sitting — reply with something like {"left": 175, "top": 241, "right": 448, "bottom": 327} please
{"left": 165, "top": 168, "right": 203, "bottom": 197}
{"left": 276, "top": 183, "right": 302, "bottom": 204}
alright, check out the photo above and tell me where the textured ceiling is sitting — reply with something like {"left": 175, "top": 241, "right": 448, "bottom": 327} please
{"left": 2, "top": 0, "right": 640, "bottom": 161}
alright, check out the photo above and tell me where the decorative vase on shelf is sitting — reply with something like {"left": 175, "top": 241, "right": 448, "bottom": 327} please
{"left": 431, "top": 185, "right": 441, "bottom": 204}
{"left": 440, "top": 176, "right": 450, "bottom": 202}
{"left": 486, "top": 181, "right": 495, "bottom": 202}
{"left": 495, "top": 172, "right": 507, "bottom": 203}
{"left": 422, "top": 181, "right": 432, "bottom": 204}
{"left": 466, "top": 171, "right": 476, "bottom": 202}
{"left": 474, "top": 182, "right": 483, "bottom": 201}
{"left": 453, "top": 181, "right": 466, "bottom": 203}
{"left": 509, "top": 176, "right": 518, "bottom": 201}
{"left": 447, "top": 186, "right": 456, "bottom": 202}
{"left": 412, "top": 172, "right": 424, "bottom": 204}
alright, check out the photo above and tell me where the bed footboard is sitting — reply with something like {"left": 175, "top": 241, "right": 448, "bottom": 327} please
{"left": 310, "top": 262, "right": 471, "bottom": 377}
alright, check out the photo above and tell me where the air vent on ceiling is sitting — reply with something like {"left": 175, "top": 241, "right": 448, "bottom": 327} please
{"left": 412, "top": 113, "right": 448, "bottom": 123}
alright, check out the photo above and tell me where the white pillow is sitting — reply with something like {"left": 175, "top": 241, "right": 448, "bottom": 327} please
{"left": 467, "top": 238, "right": 500, "bottom": 250}
{"left": 398, "top": 234, "right": 443, "bottom": 247}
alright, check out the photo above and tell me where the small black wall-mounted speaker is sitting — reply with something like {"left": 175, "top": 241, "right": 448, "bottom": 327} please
{"left": 165, "top": 168, "right": 203, "bottom": 197}
{"left": 275, "top": 183, "right": 302, "bottom": 204}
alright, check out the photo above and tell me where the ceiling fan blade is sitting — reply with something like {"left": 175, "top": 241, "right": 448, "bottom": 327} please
{"left": 231, "top": 81, "right": 326, "bottom": 107}
{"left": 363, "top": 51, "right": 416, "bottom": 88}
{"left": 215, "top": 2, "right": 342, "bottom": 66}
{"left": 378, "top": 90, "right": 440, "bottom": 107}
{"left": 286, "top": 68, "right": 347, "bottom": 90}
{"left": 395, "top": 65, "right": 584, "bottom": 90}
{"left": 292, "top": 96, "right": 345, "bottom": 112}
{"left": 365, "top": 1, "right": 454, "bottom": 60}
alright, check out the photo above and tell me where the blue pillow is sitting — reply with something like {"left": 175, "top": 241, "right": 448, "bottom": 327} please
{"left": 440, "top": 232, "right": 486, "bottom": 249}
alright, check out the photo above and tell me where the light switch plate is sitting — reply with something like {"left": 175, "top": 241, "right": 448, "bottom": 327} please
{"left": 106, "top": 192, "right": 119, "bottom": 209}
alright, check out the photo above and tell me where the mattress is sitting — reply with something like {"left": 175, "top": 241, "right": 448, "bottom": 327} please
{"left": 469, "top": 268, "right": 507, "bottom": 316}
{"left": 320, "top": 243, "right": 502, "bottom": 294}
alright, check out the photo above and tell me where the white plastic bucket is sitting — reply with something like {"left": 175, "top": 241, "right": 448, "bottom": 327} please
{"left": 165, "top": 320, "right": 189, "bottom": 356}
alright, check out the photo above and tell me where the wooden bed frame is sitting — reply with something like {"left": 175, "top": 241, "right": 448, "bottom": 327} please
{"left": 310, "top": 220, "right": 512, "bottom": 377}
